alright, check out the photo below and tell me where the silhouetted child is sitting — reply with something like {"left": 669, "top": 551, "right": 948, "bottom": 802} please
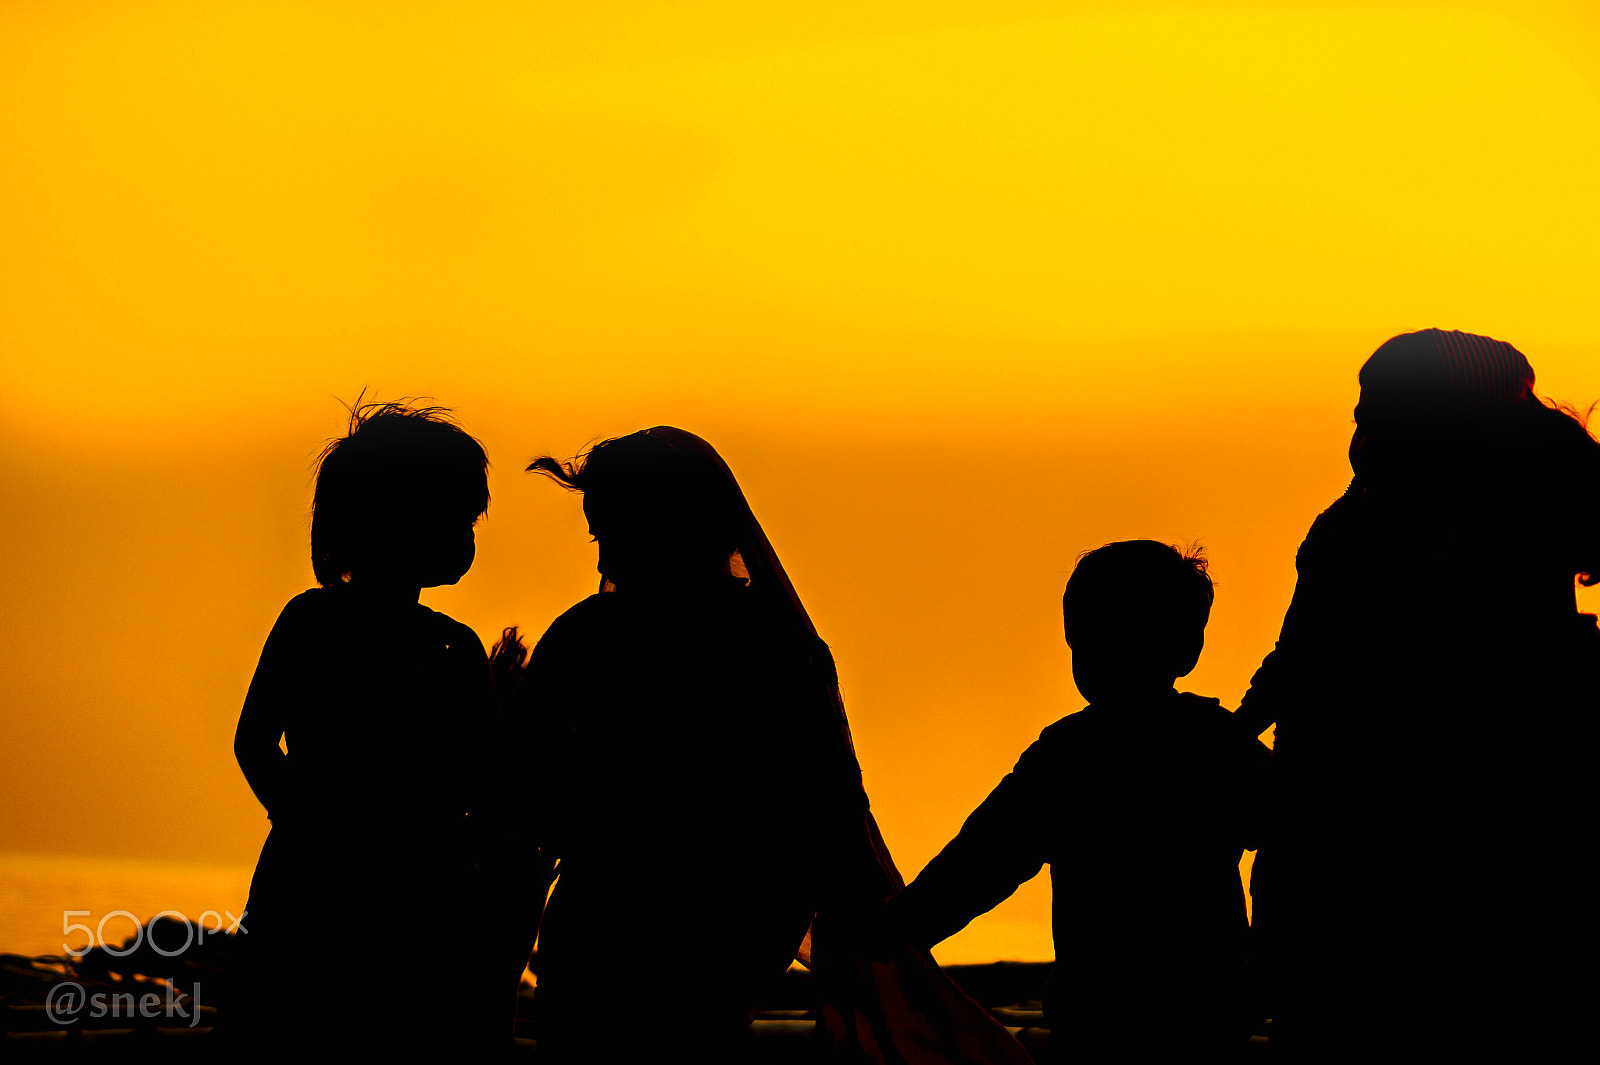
{"left": 887, "top": 540, "right": 1269, "bottom": 1059}
{"left": 228, "top": 402, "right": 502, "bottom": 1055}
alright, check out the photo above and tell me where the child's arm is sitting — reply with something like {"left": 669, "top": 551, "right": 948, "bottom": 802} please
{"left": 233, "top": 597, "right": 314, "bottom": 821}
{"left": 887, "top": 745, "right": 1052, "bottom": 950}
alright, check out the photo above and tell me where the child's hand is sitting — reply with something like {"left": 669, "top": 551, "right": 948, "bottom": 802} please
{"left": 489, "top": 626, "right": 530, "bottom": 709}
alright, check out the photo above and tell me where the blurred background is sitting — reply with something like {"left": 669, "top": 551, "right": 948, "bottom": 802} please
{"left": 3, "top": 0, "right": 1598, "bottom": 964}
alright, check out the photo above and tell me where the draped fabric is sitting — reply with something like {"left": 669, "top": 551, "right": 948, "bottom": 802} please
{"left": 620, "top": 427, "right": 1033, "bottom": 1065}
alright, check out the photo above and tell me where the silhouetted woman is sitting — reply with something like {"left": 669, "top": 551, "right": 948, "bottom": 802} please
{"left": 1236, "top": 330, "right": 1600, "bottom": 1057}
{"left": 515, "top": 427, "right": 1031, "bottom": 1065}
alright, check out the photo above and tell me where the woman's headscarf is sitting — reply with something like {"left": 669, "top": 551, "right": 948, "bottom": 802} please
{"left": 1358, "top": 328, "right": 1534, "bottom": 410}
{"left": 626, "top": 427, "right": 1033, "bottom": 1065}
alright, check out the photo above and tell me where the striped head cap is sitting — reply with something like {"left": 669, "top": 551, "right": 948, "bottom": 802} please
{"left": 1357, "top": 329, "right": 1535, "bottom": 424}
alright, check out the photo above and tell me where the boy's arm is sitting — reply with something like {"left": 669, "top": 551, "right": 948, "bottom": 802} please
{"left": 887, "top": 749, "right": 1051, "bottom": 950}
{"left": 233, "top": 598, "right": 311, "bottom": 820}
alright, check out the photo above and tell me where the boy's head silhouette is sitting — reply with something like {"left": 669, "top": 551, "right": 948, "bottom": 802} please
{"left": 529, "top": 430, "right": 743, "bottom": 589}
{"left": 311, "top": 400, "right": 489, "bottom": 589}
{"left": 1063, "top": 540, "right": 1213, "bottom": 704}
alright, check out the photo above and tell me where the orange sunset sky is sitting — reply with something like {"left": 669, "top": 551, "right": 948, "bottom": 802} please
{"left": 3, "top": 0, "right": 1598, "bottom": 964}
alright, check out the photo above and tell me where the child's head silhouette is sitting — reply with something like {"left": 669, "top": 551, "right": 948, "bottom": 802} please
{"left": 529, "top": 430, "right": 742, "bottom": 589}
{"left": 311, "top": 400, "right": 489, "bottom": 589}
{"left": 1063, "top": 540, "right": 1213, "bottom": 704}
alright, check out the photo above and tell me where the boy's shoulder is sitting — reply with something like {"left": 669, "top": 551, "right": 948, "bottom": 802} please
{"left": 273, "top": 587, "right": 337, "bottom": 628}
{"left": 1026, "top": 692, "right": 1237, "bottom": 749}
{"left": 1015, "top": 693, "right": 1262, "bottom": 790}
{"left": 1018, "top": 707, "right": 1110, "bottom": 771}
{"left": 278, "top": 588, "right": 483, "bottom": 650}
{"left": 1034, "top": 706, "right": 1100, "bottom": 743}
{"left": 416, "top": 603, "right": 486, "bottom": 653}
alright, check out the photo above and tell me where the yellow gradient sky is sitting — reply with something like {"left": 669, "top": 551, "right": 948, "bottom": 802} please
{"left": 3, "top": 1, "right": 1598, "bottom": 963}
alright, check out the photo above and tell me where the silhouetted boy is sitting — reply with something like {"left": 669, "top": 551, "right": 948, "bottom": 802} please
{"left": 888, "top": 540, "right": 1268, "bottom": 1058}
{"left": 229, "top": 401, "right": 504, "bottom": 1055}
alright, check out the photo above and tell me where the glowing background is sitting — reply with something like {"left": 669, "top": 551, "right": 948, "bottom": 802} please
{"left": 3, "top": 1, "right": 1598, "bottom": 963}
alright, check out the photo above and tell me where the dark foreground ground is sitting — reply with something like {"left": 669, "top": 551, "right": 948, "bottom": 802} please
{"left": 2, "top": 922, "right": 1269, "bottom": 1059}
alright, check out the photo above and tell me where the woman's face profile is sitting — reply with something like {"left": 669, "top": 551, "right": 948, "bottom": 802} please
{"left": 582, "top": 491, "right": 624, "bottom": 580}
{"left": 584, "top": 489, "right": 669, "bottom": 585}
{"left": 583, "top": 486, "right": 724, "bottom": 587}
{"left": 1351, "top": 398, "right": 1478, "bottom": 513}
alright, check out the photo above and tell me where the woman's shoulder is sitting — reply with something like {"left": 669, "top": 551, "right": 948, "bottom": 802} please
{"left": 529, "top": 594, "right": 611, "bottom": 653}
{"left": 1296, "top": 481, "right": 1363, "bottom": 571}
{"left": 728, "top": 588, "right": 836, "bottom": 675}
{"left": 550, "top": 593, "right": 610, "bottom": 630}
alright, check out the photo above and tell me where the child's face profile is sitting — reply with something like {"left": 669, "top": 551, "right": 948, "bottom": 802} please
{"left": 358, "top": 505, "right": 478, "bottom": 590}
{"left": 416, "top": 513, "right": 478, "bottom": 588}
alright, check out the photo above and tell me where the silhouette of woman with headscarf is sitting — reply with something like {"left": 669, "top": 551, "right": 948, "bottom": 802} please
{"left": 1237, "top": 330, "right": 1600, "bottom": 1056}
{"left": 513, "top": 427, "right": 1031, "bottom": 1065}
